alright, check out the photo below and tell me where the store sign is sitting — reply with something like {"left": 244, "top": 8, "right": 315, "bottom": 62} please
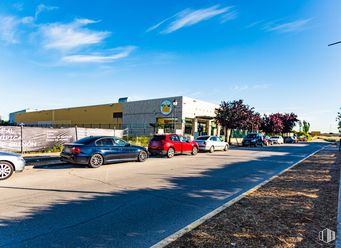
{"left": 160, "top": 99, "right": 173, "bottom": 116}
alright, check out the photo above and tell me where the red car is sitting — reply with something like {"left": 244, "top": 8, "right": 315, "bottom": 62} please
{"left": 148, "top": 134, "right": 199, "bottom": 158}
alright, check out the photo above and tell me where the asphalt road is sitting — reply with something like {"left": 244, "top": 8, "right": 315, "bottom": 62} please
{"left": 0, "top": 142, "right": 327, "bottom": 248}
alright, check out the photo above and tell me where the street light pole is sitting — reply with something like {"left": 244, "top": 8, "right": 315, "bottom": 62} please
{"left": 172, "top": 99, "right": 178, "bottom": 133}
{"left": 328, "top": 41, "right": 341, "bottom": 46}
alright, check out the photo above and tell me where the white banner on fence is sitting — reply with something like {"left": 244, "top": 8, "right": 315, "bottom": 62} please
{"left": 0, "top": 126, "right": 123, "bottom": 152}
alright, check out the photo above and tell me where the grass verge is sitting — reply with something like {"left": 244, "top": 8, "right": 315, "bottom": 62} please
{"left": 166, "top": 147, "right": 340, "bottom": 248}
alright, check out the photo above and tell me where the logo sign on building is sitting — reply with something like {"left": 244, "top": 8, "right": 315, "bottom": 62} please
{"left": 160, "top": 99, "right": 173, "bottom": 116}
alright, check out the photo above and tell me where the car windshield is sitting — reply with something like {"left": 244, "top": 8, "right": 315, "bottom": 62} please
{"left": 151, "top": 135, "right": 166, "bottom": 141}
{"left": 271, "top": 136, "right": 279, "bottom": 139}
{"left": 246, "top": 134, "right": 257, "bottom": 138}
{"left": 76, "top": 136, "right": 100, "bottom": 144}
{"left": 196, "top": 136, "right": 209, "bottom": 140}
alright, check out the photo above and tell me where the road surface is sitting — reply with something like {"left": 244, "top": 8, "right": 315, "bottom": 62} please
{"left": 0, "top": 142, "right": 327, "bottom": 248}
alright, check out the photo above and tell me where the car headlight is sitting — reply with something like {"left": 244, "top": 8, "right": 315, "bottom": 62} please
{"left": 17, "top": 156, "right": 25, "bottom": 162}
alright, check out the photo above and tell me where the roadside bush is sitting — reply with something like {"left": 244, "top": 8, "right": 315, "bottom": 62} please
{"left": 42, "top": 145, "right": 64, "bottom": 153}
{"left": 127, "top": 136, "right": 151, "bottom": 147}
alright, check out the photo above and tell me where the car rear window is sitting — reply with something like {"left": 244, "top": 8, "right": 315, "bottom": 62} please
{"left": 196, "top": 136, "right": 209, "bottom": 140}
{"left": 151, "top": 135, "right": 166, "bottom": 141}
{"left": 76, "top": 136, "right": 99, "bottom": 144}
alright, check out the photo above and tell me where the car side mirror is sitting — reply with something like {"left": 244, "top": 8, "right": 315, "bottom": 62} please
{"left": 125, "top": 143, "right": 131, "bottom": 147}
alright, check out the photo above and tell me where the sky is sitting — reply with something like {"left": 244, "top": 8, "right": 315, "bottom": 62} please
{"left": 0, "top": 0, "right": 340, "bottom": 132}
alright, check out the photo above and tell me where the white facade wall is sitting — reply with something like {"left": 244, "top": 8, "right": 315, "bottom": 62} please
{"left": 182, "top": 96, "right": 218, "bottom": 118}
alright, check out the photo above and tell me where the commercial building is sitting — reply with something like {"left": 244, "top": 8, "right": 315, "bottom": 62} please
{"left": 13, "top": 96, "right": 220, "bottom": 137}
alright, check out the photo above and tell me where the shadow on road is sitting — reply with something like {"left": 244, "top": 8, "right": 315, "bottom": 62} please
{"left": 0, "top": 142, "right": 328, "bottom": 248}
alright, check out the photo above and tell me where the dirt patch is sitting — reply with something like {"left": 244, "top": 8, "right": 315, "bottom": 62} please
{"left": 167, "top": 148, "right": 340, "bottom": 248}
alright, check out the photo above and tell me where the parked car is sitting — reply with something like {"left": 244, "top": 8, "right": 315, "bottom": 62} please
{"left": 195, "top": 135, "right": 229, "bottom": 152}
{"left": 148, "top": 134, "right": 199, "bottom": 158}
{"left": 263, "top": 136, "right": 273, "bottom": 146}
{"left": 242, "top": 133, "right": 264, "bottom": 147}
{"left": 269, "top": 136, "right": 284, "bottom": 144}
{"left": 284, "top": 136, "right": 298, "bottom": 143}
{"left": 60, "top": 136, "right": 148, "bottom": 168}
{"left": 0, "top": 151, "right": 26, "bottom": 180}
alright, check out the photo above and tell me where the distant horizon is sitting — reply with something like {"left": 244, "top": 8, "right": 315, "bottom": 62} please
{"left": 0, "top": 0, "right": 340, "bottom": 133}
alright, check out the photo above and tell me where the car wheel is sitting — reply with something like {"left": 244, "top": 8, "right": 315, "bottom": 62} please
{"left": 167, "top": 148, "right": 175, "bottom": 158}
{"left": 137, "top": 151, "right": 148, "bottom": 162}
{"left": 0, "top": 161, "right": 14, "bottom": 180}
{"left": 224, "top": 144, "right": 229, "bottom": 151}
{"left": 89, "top": 154, "right": 104, "bottom": 168}
{"left": 209, "top": 146, "right": 214, "bottom": 153}
{"left": 191, "top": 146, "right": 198, "bottom": 155}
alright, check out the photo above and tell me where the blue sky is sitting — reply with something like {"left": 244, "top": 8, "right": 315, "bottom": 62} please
{"left": 0, "top": 0, "right": 340, "bottom": 132}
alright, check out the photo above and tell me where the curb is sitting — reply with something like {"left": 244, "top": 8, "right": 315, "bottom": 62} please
{"left": 150, "top": 146, "right": 326, "bottom": 248}
{"left": 336, "top": 148, "right": 341, "bottom": 248}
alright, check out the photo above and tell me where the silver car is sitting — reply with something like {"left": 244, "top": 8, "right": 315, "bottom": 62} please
{"left": 195, "top": 136, "right": 229, "bottom": 153}
{"left": 0, "top": 151, "right": 26, "bottom": 180}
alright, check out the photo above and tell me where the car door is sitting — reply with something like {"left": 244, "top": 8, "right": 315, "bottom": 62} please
{"left": 114, "top": 138, "right": 137, "bottom": 159}
{"left": 216, "top": 136, "right": 225, "bottom": 150}
{"left": 95, "top": 138, "right": 118, "bottom": 162}
{"left": 179, "top": 136, "right": 192, "bottom": 153}
{"left": 169, "top": 135, "right": 182, "bottom": 153}
{"left": 210, "top": 136, "right": 220, "bottom": 150}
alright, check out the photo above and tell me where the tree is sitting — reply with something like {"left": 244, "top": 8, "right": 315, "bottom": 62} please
{"left": 302, "top": 120, "right": 310, "bottom": 134}
{"left": 281, "top": 113, "right": 298, "bottom": 134}
{"left": 337, "top": 108, "right": 341, "bottom": 132}
{"left": 246, "top": 112, "right": 262, "bottom": 131}
{"left": 261, "top": 113, "right": 284, "bottom": 134}
{"left": 298, "top": 121, "right": 302, "bottom": 132}
{"left": 215, "top": 100, "right": 259, "bottom": 144}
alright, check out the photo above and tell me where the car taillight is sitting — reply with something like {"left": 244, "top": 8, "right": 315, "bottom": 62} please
{"left": 72, "top": 147, "right": 81, "bottom": 154}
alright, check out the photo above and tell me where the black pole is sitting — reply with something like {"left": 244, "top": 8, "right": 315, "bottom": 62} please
{"left": 328, "top": 41, "right": 341, "bottom": 46}
{"left": 20, "top": 124, "right": 23, "bottom": 154}
{"left": 75, "top": 125, "right": 78, "bottom": 141}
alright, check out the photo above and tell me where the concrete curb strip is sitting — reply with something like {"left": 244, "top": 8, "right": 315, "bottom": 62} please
{"left": 150, "top": 147, "right": 326, "bottom": 248}
{"left": 336, "top": 148, "right": 341, "bottom": 248}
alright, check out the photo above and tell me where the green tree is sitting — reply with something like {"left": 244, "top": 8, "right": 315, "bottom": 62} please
{"left": 337, "top": 108, "right": 341, "bottom": 132}
{"left": 302, "top": 120, "right": 310, "bottom": 134}
{"left": 215, "top": 100, "right": 259, "bottom": 144}
{"left": 298, "top": 121, "right": 302, "bottom": 132}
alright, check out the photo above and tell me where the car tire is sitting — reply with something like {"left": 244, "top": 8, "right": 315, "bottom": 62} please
{"left": 137, "top": 151, "right": 148, "bottom": 162}
{"left": 167, "top": 148, "right": 175, "bottom": 158}
{"left": 209, "top": 146, "right": 214, "bottom": 153}
{"left": 191, "top": 146, "right": 198, "bottom": 155}
{"left": 0, "top": 161, "right": 14, "bottom": 180}
{"left": 88, "top": 154, "right": 104, "bottom": 168}
{"left": 224, "top": 144, "right": 229, "bottom": 151}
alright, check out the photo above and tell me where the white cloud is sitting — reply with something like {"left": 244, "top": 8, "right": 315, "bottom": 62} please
{"left": 232, "top": 84, "right": 270, "bottom": 91}
{"left": 62, "top": 46, "right": 136, "bottom": 63}
{"left": 221, "top": 9, "right": 238, "bottom": 23}
{"left": 264, "top": 19, "right": 312, "bottom": 33}
{"left": 147, "top": 5, "right": 234, "bottom": 34}
{"left": 0, "top": 15, "right": 23, "bottom": 43}
{"left": 41, "top": 18, "right": 110, "bottom": 51}
{"left": 35, "top": 4, "right": 58, "bottom": 19}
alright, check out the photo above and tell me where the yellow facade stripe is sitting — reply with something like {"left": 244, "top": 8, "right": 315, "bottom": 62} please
{"left": 16, "top": 103, "right": 123, "bottom": 125}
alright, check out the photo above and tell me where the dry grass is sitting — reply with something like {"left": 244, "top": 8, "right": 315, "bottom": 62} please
{"left": 167, "top": 148, "right": 340, "bottom": 248}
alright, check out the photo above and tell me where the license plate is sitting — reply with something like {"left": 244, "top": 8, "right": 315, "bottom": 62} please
{"left": 63, "top": 147, "right": 71, "bottom": 153}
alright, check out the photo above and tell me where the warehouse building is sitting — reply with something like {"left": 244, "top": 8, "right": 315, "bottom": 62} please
{"left": 13, "top": 96, "right": 220, "bottom": 137}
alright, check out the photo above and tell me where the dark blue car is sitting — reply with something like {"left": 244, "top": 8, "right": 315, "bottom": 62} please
{"left": 60, "top": 136, "right": 148, "bottom": 168}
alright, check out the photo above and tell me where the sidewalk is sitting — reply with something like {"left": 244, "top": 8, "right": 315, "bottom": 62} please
{"left": 22, "top": 152, "right": 63, "bottom": 166}
{"left": 165, "top": 147, "right": 340, "bottom": 247}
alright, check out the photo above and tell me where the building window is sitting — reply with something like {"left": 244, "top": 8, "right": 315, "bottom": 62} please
{"left": 113, "top": 112, "right": 123, "bottom": 118}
